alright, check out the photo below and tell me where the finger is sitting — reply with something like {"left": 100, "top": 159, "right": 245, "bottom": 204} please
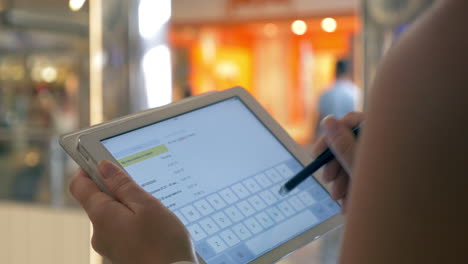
{"left": 322, "top": 159, "right": 340, "bottom": 183}
{"left": 331, "top": 170, "right": 349, "bottom": 200}
{"left": 69, "top": 169, "right": 116, "bottom": 221}
{"left": 341, "top": 112, "right": 366, "bottom": 129}
{"left": 340, "top": 196, "right": 348, "bottom": 214}
{"left": 331, "top": 168, "right": 350, "bottom": 200}
{"left": 311, "top": 136, "right": 328, "bottom": 159}
{"left": 322, "top": 116, "right": 357, "bottom": 175}
{"left": 98, "top": 160, "right": 153, "bottom": 207}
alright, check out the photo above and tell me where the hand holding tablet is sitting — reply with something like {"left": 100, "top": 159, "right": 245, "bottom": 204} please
{"left": 62, "top": 87, "right": 344, "bottom": 264}
{"left": 70, "top": 161, "right": 197, "bottom": 264}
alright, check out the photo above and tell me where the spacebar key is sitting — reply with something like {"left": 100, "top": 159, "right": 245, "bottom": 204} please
{"left": 245, "top": 210, "right": 318, "bottom": 255}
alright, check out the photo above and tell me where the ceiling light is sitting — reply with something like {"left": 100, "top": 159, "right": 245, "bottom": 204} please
{"left": 69, "top": 0, "right": 86, "bottom": 12}
{"left": 321, "top": 17, "right": 337, "bottom": 33}
{"left": 291, "top": 20, "right": 307, "bottom": 36}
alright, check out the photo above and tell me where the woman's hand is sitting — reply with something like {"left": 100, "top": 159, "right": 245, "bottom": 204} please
{"left": 70, "top": 161, "right": 196, "bottom": 264}
{"left": 312, "top": 112, "right": 365, "bottom": 212}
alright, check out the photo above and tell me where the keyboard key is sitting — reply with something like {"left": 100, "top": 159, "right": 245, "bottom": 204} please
{"left": 285, "top": 159, "right": 303, "bottom": 173}
{"left": 290, "top": 186, "right": 300, "bottom": 195}
{"left": 269, "top": 185, "right": 283, "bottom": 199}
{"left": 207, "top": 235, "right": 228, "bottom": 253}
{"left": 237, "top": 200, "right": 255, "bottom": 217}
{"left": 224, "top": 206, "right": 244, "bottom": 222}
{"left": 245, "top": 210, "right": 318, "bottom": 255}
{"left": 298, "top": 191, "right": 316, "bottom": 206}
{"left": 206, "top": 193, "right": 227, "bottom": 210}
{"left": 265, "top": 169, "right": 283, "bottom": 183}
{"left": 311, "top": 203, "right": 330, "bottom": 221}
{"left": 187, "top": 223, "right": 207, "bottom": 241}
{"left": 296, "top": 177, "right": 315, "bottom": 189}
{"left": 322, "top": 198, "right": 341, "bottom": 214}
{"left": 228, "top": 244, "right": 255, "bottom": 263}
{"left": 196, "top": 241, "right": 216, "bottom": 260}
{"left": 193, "top": 199, "right": 215, "bottom": 216}
{"left": 248, "top": 195, "right": 267, "bottom": 211}
{"left": 219, "top": 188, "right": 239, "bottom": 204}
{"left": 288, "top": 196, "right": 306, "bottom": 211}
{"left": 309, "top": 186, "right": 328, "bottom": 201}
{"left": 255, "top": 212, "right": 274, "bottom": 229}
{"left": 254, "top": 173, "right": 272, "bottom": 188}
{"left": 220, "top": 229, "right": 240, "bottom": 247}
{"left": 259, "top": 190, "right": 277, "bottom": 205}
{"left": 232, "top": 223, "right": 252, "bottom": 240}
{"left": 243, "top": 178, "right": 262, "bottom": 193}
{"left": 231, "top": 183, "right": 250, "bottom": 199}
{"left": 244, "top": 217, "right": 263, "bottom": 234}
{"left": 278, "top": 201, "right": 296, "bottom": 217}
{"left": 275, "top": 163, "right": 295, "bottom": 179}
{"left": 199, "top": 217, "right": 220, "bottom": 235}
{"left": 174, "top": 210, "right": 189, "bottom": 225}
{"left": 266, "top": 207, "right": 285, "bottom": 223}
{"left": 181, "top": 205, "right": 201, "bottom": 222}
{"left": 212, "top": 212, "right": 232, "bottom": 229}
{"left": 209, "top": 254, "right": 235, "bottom": 264}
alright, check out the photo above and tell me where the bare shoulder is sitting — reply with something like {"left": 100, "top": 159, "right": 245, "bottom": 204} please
{"left": 340, "top": 1, "right": 468, "bottom": 264}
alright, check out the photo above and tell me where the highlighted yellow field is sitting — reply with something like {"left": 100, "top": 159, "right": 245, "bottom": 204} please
{"left": 118, "top": 145, "right": 168, "bottom": 167}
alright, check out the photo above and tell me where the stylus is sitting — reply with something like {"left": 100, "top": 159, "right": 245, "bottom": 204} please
{"left": 279, "top": 124, "right": 361, "bottom": 196}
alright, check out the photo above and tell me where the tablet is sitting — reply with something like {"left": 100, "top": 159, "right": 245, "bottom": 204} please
{"left": 60, "top": 87, "right": 343, "bottom": 264}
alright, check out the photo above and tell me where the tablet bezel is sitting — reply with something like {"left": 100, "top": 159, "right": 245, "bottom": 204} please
{"left": 68, "top": 87, "right": 344, "bottom": 264}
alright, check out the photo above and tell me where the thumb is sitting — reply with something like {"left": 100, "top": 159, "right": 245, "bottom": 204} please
{"left": 322, "top": 116, "right": 357, "bottom": 175}
{"left": 98, "top": 160, "right": 151, "bottom": 206}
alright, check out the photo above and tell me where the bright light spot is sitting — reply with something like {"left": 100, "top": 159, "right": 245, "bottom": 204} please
{"left": 25, "top": 151, "right": 40, "bottom": 167}
{"left": 200, "top": 31, "right": 217, "bottom": 62}
{"left": 215, "top": 61, "right": 239, "bottom": 78}
{"left": 69, "top": 0, "right": 86, "bottom": 12}
{"left": 139, "top": 0, "right": 171, "bottom": 39}
{"left": 291, "top": 20, "right": 307, "bottom": 35}
{"left": 142, "top": 45, "right": 172, "bottom": 108}
{"left": 91, "top": 52, "right": 106, "bottom": 69}
{"left": 41, "top": 66, "right": 57, "bottom": 83}
{"left": 321, "top": 17, "right": 337, "bottom": 33}
{"left": 263, "top": 23, "right": 278, "bottom": 37}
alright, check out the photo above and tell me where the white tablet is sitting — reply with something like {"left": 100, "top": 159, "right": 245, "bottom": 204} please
{"left": 60, "top": 87, "right": 343, "bottom": 264}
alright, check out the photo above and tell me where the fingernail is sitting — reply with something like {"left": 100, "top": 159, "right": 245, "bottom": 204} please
{"left": 323, "top": 116, "right": 340, "bottom": 138}
{"left": 98, "top": 160, "right": 120, "bottom": 179}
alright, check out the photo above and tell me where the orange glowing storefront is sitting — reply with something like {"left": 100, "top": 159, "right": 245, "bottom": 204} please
{"left": 170, "top": 1, "right": 361, "bottom": 145}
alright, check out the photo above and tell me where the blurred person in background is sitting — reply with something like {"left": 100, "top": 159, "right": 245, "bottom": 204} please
{"left": 317, "top": 58, "right": 360, "bottom": 135}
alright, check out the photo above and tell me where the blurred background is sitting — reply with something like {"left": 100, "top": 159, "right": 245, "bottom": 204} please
{"left": 0, "top": 0, "right": 434, "bottom": 263}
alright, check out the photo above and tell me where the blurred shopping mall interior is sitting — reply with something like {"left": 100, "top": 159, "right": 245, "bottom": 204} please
{"left": 0, "top": 0, "right": 434, "bottom": 263}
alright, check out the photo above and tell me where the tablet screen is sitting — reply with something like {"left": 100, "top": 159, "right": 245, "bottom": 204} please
{"left": 101, "top": 97, "right": 340, "bottom": 264}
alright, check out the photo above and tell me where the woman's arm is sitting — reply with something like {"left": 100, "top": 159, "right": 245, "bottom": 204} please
{"left": 340, "top": 1, "right": 468, "bottom": 263}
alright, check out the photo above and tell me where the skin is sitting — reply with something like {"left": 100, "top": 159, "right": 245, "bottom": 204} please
{"left": 69, "top": 161, "right": 197, "bottom": 264}
{"left": 312, "top": 112, "right": 365, "bottom": 213}
{"left": 339, "top": 1, "right": 468, "bottom": 263}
